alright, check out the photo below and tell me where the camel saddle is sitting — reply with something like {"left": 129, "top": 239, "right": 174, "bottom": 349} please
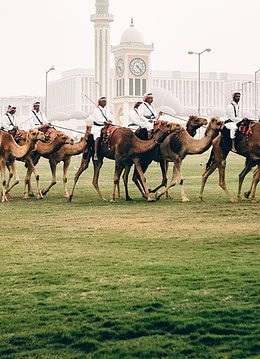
{"left": 101, "top": 124, "right": 117, "bottom": 145}
{"left": 238, "top": 118, "right": 256, "bottom": 136}
{"left": 8, "top": 126, "right": 24, "bottom": 141}
{"left": 37, "top": 124, "right": 55, "bottom": 140}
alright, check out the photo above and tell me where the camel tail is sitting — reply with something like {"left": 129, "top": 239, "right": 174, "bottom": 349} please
{"left": 206, "top": 149, "right": 214, "bottom": 169}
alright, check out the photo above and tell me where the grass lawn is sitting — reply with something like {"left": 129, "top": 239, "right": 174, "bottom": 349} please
{"left": 0, "top": 152, "right": 259, "bottom": 358}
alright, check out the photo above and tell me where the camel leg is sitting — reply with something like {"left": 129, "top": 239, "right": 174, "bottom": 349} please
{"left": 5, "top": 161, "right": 19, "bottom": 199}
{"left": 148, "top": 160, "right": 170, "bottom": 196}
{"left": 122, "top": 163, "right": 133, "bottom": 201}
{"left": 23, "top": 160, "right": 43, "bottom": 200}
{"left": 199, "top": 162, "right": 218, "bottom": 202}
{"left": 156, "top": 162, "right": 181, "bottom": 201}
{"left": 237, "top": 163, "right": 254, "bottom": 201}
{"left": 132, "top": 158, "right": 154, "bottom": 202}
{"left": 67, "top": 151, "right": 92, "bottom": 202}
{"left": 0, "top": 159, "right": 8, "bottom": 202}
{"left": 249, "top": 166, "right": 259, "bottom": 202}
{"left": 244, "top": 167, "right": 256, "bottom": 199}
{"left": 23, "top": 167, "right": 32, "bottom": 199}
{"left": 110, "top": 161, "right": 125, "bottom": 203}
{"left": 132, "top": 167, "right": 146, "bottom": 198}
{"left": 41, "top": 159, "right": 58, "bottom": 197}
{"left": 62, "top": 158, "right": 71, "bottom": 198}
{"left": 217, "top": 160, "right": 236, "bottom": 203}
{"left": 92, "top": 158, "right": 106, "bottom": 201}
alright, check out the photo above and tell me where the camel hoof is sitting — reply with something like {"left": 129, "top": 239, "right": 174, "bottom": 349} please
{"left": 28, "top": 193, "right": 35, "bottom": 197}
{"left": 67, "top": 195, "right": 73, "bottom": 202}
{"left": 155, "top": 193, "right": 161, "bottom": 201}
{"left": 251, "top": 198, "right": 257, "bottom": 203}
{"left": 182, "top": 198, "right": 190, "bottom": 202}
{"left": 126, "top": 197, "right": 133, "bottom": 201}
{"left": 244, "top": 191, "right": 251, "bottom": 199}
{"left": 6, "top": 193, "right": 13, "bottom": 200}
{"left": 147, "top": 198, "right": 155, "bottom": 203}
{"left": 110, "top": 199, "right": 116, "bottom": 203}
{"left": 230, "top": 198, "right": 237, "bottom": 203}
{"left": 166, "top": 194, "right": 173, "bottom": 199}
{"left": 23, "top": 195, "right": 29, "bottom": 199}
{"left": 101, "top": 198, "right": 107, "bottom": 202}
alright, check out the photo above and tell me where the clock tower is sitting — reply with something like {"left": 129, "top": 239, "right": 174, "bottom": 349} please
{"left": 111, "top": 18, "right": 154, "bottom": 125}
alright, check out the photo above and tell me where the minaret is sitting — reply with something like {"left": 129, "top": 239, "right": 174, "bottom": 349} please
{"left": 90, "top": 0, "right": 114, "bottom": 103}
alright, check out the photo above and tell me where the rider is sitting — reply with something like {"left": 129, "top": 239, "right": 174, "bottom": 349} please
{"left": 25, "top": 101, "right": 49, "bottom": 130}
{"left": 137, "top": 93, "right": 159, "bottom": 131}
{"left": 225, "top": 91, "right": 242, "bottom": 152}
{"left": 128, "top": 101, "right": 143, "bottom": 132}
{"left": 90, "top": 96, "right": 112, "bottom": 160}
{"left": 0, "top": 105, "right": 18, "bottom": 132}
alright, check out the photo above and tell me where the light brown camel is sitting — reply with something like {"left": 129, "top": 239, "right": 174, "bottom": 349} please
{"left": 68, "top": 120, "right": 182, "bottom": 202}
{"left": 148, "top": 117, "right": 224, "bottom": 201}
{"left": 199, "top": 119, "right": 260, "bottom": 202}
{"left": 41, "top": 125, "right": 92, "bottom": 198}
{"left": 0, "top": 129, "right": 45, "bottom": 202}
{"left": 6, "top": 126, "right": 74, "bottom": 199}
{"left": 130, "top": 115, "right": 208, "bottom": 199}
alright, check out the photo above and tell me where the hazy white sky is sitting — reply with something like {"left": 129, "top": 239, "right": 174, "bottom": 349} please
{"left": 0, "top": 0, "right": 259, "bottom": 97}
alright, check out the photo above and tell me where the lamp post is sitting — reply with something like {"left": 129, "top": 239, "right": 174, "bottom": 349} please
{"left": 241, "top": 80, "right": 252, "bottom": 116}
{"left": 254, "top": 69, "right": 260, "bottom": 119}
{"left": 45, "top": 66, "right": 55, "bottom": 117}
{"left": 188, "top": 48, "right": 211, "bottom": 116}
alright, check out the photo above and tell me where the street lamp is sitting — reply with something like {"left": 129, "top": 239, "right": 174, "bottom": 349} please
{"left": 45, "top": 66, "right": 55, "bottom": 117}
{"left": 188, "top": 48, "right": 211, "bottom": 116}
{"left": 254, "top": 69, "right": 260, "bottom": 119}
{"left": 241, "top": 80, "right": 252, "bottom": 116}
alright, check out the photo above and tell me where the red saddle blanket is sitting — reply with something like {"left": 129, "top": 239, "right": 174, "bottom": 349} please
{"left": 238, "top": 119, "right": 255, "bottom": 136}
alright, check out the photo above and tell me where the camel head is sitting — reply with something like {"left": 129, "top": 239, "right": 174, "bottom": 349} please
{"left": 27, "top": 129, "right": 45, "bottom": 142}
{"left": 207, "top": 117, "right": 224, "bottom": 133}
{"left": 57, "top": 132, "right": 74, "bottom": 145}
{"left": 155, "top": 120, "right": 182, "bottom": 135}
{"left": 188, "top": 115, "right": 208, "bottom": 128}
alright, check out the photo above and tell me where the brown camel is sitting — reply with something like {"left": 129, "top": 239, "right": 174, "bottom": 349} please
{"left": 68, "top": 120, "right": 182, "bottom": 202}
{"left": 0, "top": 129, "right": 44, "bottom": 202}
{"left": 199, "top": 119, "right": 260, "bottom": 202}
{"left": 146, "top": 117, "right": 224, "bottom": 201}
{"left": 6, "top": 126, "right": 74, "bottom": 199}
{"left": 131, "top": 115, "right": 208, "bottom": 199}
{"left": 41, "top": 125, "right": 92, "bottom": 198}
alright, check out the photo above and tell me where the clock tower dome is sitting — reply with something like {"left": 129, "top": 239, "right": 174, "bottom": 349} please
{"left": 111, "top": 18, "right": 154, "bottom": 125}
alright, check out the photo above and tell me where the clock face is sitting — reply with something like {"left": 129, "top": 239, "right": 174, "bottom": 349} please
{"left": 116, "top": 58, "right": 124, "bottom": 77}
{"left": 129, "top": 58, "right": 146, "bottom": 76}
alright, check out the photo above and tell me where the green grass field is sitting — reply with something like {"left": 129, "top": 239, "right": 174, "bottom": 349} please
{"left": 0, "top": 152, "right": 259, "bottom": 358}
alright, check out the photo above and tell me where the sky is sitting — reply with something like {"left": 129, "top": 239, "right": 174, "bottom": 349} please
{"left": 0, "top": 0, "right": 259, "bottom": 97}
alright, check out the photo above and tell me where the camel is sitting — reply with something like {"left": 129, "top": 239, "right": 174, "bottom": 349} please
{"left": 137, "top": 117, "right": 223, "bottom": 202}
{"left": 199, "top": 119, "right": 260, "bottom": 202}
{"left": 6, "top": 126, "right": 74, "bottom": 199}
{"left": 131, "top": 115, "right": 208, "bottom": 199}
{"left": 0, "top": 129, "right": 45, "bottom": 202}
{"left": 68, "top": 120, "right": 182, "bottom": 202}
{"left": 40, "top": 125, "right": 92, "bottom": 198}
